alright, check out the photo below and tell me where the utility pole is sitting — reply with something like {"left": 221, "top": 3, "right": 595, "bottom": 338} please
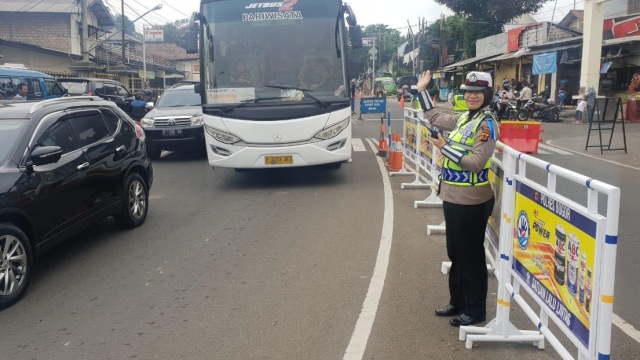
{"left": 580, "top": 0, "right": 606, "bottom": 94}
{"left": 407, "top": 19, "right": 415, "bottom": 76}
{"left": 81, "top": 0, "right": 89, "bottom": 61}
{"left": 121, "top": 0, "right": 126, "bottom": 65}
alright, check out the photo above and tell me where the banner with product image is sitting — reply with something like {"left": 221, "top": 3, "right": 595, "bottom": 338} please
{"left": 512, "top": 179, "right": 604, "bottom": 348}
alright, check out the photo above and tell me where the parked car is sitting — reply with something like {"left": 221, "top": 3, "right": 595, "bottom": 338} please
{"left": 140, "top": 83, "right": 204, "bottom": 160}
{"left": 0, "top": 65, "right": 68, "bottom": 100}
{"left": 58, "top": 77, "right": 134, "bottom": 115}
{"left": 0, "top": 96, "right": 153, "bottom": 309}
{"left": 396, "top": 75, "right": 418, "bottom": 101}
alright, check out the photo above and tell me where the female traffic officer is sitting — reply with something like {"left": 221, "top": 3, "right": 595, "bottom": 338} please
{"left": 415, "top": 70, "right": 498, "bottom": 327}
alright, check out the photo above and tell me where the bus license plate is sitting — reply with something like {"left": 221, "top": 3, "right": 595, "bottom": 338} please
{"left": 265, "top": 155, "right": 293, "bottom": 165}
{"left": 163, "top": 129, "right": 182, "bottom": 137}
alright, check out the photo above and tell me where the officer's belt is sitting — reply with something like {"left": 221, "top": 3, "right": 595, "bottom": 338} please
{"left": 441, "top": 168, "right": 489, "bottom": 185}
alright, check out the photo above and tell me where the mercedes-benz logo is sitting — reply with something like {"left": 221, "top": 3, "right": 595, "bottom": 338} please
{"left": 469, "top": 73, "right": 477, "bottom": 83}
{"left": 273, "top": 133, "right": 283, "bottom": 142}
{"left": 167, "top": 118, "right": 176, "bottom": 125}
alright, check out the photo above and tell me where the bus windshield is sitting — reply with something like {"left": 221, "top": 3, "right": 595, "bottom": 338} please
{"left": 200, "top": 0, "right": 347, "bottom": 106}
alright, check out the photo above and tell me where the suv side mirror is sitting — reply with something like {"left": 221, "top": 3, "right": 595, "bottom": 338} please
{"left": 194, "top": 83, "right": 201, "bottom": 94}
{"left": 30, "top": 146, "right": 63, "bottom": 166}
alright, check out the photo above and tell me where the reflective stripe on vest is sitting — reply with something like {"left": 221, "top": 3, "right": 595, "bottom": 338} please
{"left": 441, "top": 112, "right": 492, "bottom": 186}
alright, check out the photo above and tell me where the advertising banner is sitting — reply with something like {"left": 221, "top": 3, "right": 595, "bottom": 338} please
{"left": 532, "top": 52, "right": 557, "bottom": 75}
{"left": 144, "top": 29, "right": 164, "bottom": 42}
{"left": 404, "top": 116, "right": 418, "bottom": 152}
{"left": 486, "top": 161, "right": 503, "bottom": 250}
{"left": 513, "top": 179, "right": 603, "bottom": 347}
{"left": 418, "top": 121, "right": 433, "bottom": 164}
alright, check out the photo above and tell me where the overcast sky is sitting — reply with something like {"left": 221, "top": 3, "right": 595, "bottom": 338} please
{"left": 111, "top": 0, "right": 583, "bottom": 35}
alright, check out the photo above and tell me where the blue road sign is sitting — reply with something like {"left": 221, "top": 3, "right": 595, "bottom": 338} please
{"left": 360, "top": 97, "right": 387, "bottom": 114}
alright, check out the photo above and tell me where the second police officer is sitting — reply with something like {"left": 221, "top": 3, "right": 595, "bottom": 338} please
{"left": 416, "top": 70, "right": 499, "bottom": 327}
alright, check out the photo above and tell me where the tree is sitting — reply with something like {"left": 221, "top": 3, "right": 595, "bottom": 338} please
{"left": 346, "top": 24, "right": 405, "bottom": 80}
{"left": 435, "top": 0, "right": 548, "bottom": 57}
{"left": 150, "top": 19, "right": 190, "bottom": 48}
{"left": 113, "top": 15, "right": 137, "bottom": 38}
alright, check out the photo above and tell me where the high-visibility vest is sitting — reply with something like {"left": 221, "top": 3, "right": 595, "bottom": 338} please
{"left": 441, "top": 111, "right": 496, "bottom": 186}
{"left": 453, "top": 94, "right": 468, "bottom": 113}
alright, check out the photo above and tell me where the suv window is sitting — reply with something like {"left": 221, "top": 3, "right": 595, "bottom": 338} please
{"left": 36, "top": 120, "right": 77, "bottom": 154}
{"left": 25, "top": 78, "right": 43, "bottom": 99}
{"left": 45, "top": 79, "right": 65, "bottom": 96}
{"left": 101, "top": 109, "right": 121, "bottom": 136}
{"left": 97, "top": 83, "right": 116, "bottom": 96}
{"left": 115, "top": 85, "right": 130, "bottom": 97}
{"left": 68, "top": 111, "right": 110, "bottom": 147}
{"left": 0, "top": 77, "right": 21, "bottom": 98}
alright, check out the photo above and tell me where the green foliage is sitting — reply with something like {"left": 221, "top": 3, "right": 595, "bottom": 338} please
{"left": 346, "top": 24, "right": 405, "bottom": 79}
{"left": 113, "top": 15, "right": 137, "bottom": 38}
{"left": 434, "top": 0, "right": 547, "bottom": 57}
{"left": 149, "top": 19, "right": 189, "bottom": 48}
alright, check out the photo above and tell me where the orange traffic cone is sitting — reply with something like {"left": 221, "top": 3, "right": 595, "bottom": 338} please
{"left": 388, "top": 133, "right": 403, "bottom": 171}
{"left": 400, "top": 95, "right": 405, "bottom": 108}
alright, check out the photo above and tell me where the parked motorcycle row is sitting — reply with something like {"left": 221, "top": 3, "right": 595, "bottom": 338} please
{"left": 494, "top": 96, "right": 562, "bottom": 123}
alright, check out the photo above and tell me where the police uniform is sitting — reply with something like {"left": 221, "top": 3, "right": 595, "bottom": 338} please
{"left": 452, "top": 92, "right": 468, "bottom": 114}
{"left": 417, "top": 71, "right": 498, "bottom": 327}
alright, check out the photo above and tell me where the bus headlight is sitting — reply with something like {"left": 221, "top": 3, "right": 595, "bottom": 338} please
{"left": 205, "top": 124, "right": 241, "bottom": 144}
{"left": 314, "top": 117, "right": 350, "bottom": 140}
{"left": 140, "top": 118, "right": 154, "bottom": 128}
{"left": 191, "top": 116, "right": 204, "bottom": 126}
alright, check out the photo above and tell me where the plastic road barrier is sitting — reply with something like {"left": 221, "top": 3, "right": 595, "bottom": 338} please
{"left": 499, "top": 120, "right": 543, "bottom": 154}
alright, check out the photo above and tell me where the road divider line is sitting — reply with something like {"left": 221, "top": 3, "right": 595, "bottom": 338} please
{"left": 547, "top": 140, "right": 640, "bottom": 172}
{"left": 343, "top": 139, "right": 395, "bottom": 360}
{"left": 538, "top": 143, "right": 573, "bottom": 155}
{"left": 612, "top": 313, "right": 640, "bottom": 343}
{"left": 352, "top": 138, "right": 367, "bottom": 152}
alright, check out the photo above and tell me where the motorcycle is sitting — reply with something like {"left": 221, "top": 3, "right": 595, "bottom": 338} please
{"left": 516, "top": 97, "right": 561, "bottom": 122}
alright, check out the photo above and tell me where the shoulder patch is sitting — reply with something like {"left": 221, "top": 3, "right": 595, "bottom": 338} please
{"left": 479, "top": 126, "right": 491, "bottom": 142}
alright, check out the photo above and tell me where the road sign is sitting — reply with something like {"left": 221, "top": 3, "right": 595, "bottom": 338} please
{"left": 360, "top": 97, "right": 386, "bottom": 114}
{"left": 369, "top": 47, "right": 378, "bottom": 56}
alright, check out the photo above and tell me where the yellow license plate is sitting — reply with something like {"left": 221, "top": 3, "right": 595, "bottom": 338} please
{"left": 265, "top": 155, "right": 293, "bottom": 165}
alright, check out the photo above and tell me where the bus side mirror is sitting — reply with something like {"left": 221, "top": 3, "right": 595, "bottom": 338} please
{"left": 185, "top": 30, "right": 198, "bottom": 54}
{"left": 349, "top": 26, "right": 363, "bottom": 49}
{"left": 194, "top": 83, "right": 201, "bottom": 94}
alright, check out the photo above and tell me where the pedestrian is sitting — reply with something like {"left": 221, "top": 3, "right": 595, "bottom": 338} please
{"left": 350, "top": 79, "right": 356, "bottom": 115}
{"left": 130, "top": 91, "right": 147, "bottom": 121}
{"left": 574, "top": 99, "right": 586, "bottom": 125}
{"left": 415, "top": 70, "right": 497, "bottom": 327}
{"left": 585, "top": 86, "right": 596, "bottom": 124}
{"left": 12, "top": 83, "right": 28, "bottom": 100}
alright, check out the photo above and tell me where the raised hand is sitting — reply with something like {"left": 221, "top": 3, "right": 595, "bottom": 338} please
{"left": 417, "top": 70, "right": 432, "bottom": 92}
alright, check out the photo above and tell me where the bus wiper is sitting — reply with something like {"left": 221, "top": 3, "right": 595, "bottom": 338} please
{"left": 263, "top": 85, "right": 329, "bottom": 108}
{"left": 214, "top": 96, "right": 288, "bottom": 113}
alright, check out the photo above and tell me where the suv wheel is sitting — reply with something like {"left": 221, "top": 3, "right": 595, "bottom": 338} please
{"left": 114, "top": 173, "right": 149, "bottom": 229}
{"left": 0, "top": 224, "right": 33, "bottom": 309}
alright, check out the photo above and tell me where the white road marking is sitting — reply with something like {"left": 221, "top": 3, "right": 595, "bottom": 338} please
{"left": 612, "top": 313, "right": 640, "bottom": 344}
{"left": 352, "top": 138, "right": 367, "bottom": 152}
{"left": 538, "top": 143, "right": 574, "bottom": 155}
{"left": 547, "top": 140, "right": 640, "bottom": 172}
{"left": 343, "top": 139, "right": 395, "bottom": 360}
{"left": 536, "top": 149, "right": 551, "bottom": 154}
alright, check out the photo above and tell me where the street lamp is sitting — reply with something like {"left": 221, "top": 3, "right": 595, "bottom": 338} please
{"left": 86, "top": 4, "right": 162, "bottom": 58}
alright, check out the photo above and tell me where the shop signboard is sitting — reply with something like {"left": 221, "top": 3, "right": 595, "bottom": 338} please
{"left": 512, "top": 178, "right": 605, "bottom": 348}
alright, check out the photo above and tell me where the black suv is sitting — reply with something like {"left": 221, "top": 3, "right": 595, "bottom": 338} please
{"left": 140, "top": 83, "right": 204, "bottom": 159}
{"left": 0, "top": 97, "right": 153, "bottom": 308}
{"left": 59, "top": 78, "right": 134, "bottom": 115}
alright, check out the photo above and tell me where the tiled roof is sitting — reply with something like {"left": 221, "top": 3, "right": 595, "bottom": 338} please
{"left": 144, "top": 43, "right": 199, "bottom": 62}
{"left": 0, "top": 0, "right": 114, "bottom": 27}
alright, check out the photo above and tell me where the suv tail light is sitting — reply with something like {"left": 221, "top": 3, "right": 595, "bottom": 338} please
{"left": 134, "top": 122, "right": 146, "bottom": 141}
{"left": 87, "top": 91, "right": 93, "bottom": 96}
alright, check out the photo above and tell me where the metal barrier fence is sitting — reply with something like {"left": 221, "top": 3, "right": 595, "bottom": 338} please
{"left": 391, "top": 107, "right": 620, "bottom": 359}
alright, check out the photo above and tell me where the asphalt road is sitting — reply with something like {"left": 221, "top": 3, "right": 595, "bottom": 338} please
{"left": 1, "top": 98, "right": 639, "bottom": 359}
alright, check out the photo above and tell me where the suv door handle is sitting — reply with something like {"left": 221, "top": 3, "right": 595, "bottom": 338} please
{"left": 116, "top": 145, "right": 126, "bottom": 153}
{"left": 77, "top": 162, "right": 90, "bottom": 170}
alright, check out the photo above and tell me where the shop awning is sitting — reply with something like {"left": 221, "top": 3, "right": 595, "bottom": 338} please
{"left": 603, "top": 35, "right": 640, "bottom": 46}
{"left": 484, "top": 48, "right": 528, "bottom": 62}
{"left": 442, "top": 53, "right": 501, "bottom": 70}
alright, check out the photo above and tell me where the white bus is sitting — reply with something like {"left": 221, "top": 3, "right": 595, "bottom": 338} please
{"left": 185, "top": 0, "right": 362, "bottom": 169}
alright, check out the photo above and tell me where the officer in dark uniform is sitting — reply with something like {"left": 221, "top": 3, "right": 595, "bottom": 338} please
{"left": 416, "top": 70, "right": 498, "bottom": 327}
